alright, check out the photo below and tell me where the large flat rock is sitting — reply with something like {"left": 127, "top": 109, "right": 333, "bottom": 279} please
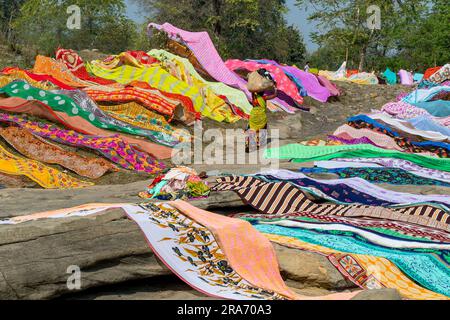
{"left": 0, "top": 207, "right": 402, "bottom": 300}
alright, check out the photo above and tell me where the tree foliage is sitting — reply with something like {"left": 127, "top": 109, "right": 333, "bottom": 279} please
{"left": 296, "top": 0, "right": 448, "bottom": 72}
{"left": 133, "top": 0, "right": 307, "bottom": 65}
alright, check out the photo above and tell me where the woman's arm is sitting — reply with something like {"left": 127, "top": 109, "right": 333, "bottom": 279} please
{"left": 264, "top": 88, "right": 278, "bottom": 100}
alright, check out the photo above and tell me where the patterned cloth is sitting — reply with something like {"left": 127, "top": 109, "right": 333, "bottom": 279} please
{"left": 429, "top": 64, "right": 450, "bottom": 84}
{"left": 55, "top": 48, "right": 116, "bottom": 85}
{"left": 255, "top": 224, "right": 450, "bottom": 297}
{"left": 0, "top": 126, "right": 115, "bottom": 179}
{"left": 265, "top": 234, "right": 448, "bottom": 300}
{"left": 0, "top": 113, "right": 164, "bottom": 174}
{"left": 299, "top": 167, "right": 450, "bottom": 187}
{"left": 264, "top": 143, "right": 450, "bottom": 171}
{"left": 381, "top": 101, "right": 450, "bottom": 127}
{"left": 0, "top": 143, "right": 92, "bottom": 189}
{"left": 212, "top": 176, "right": 450, "bottom": 232}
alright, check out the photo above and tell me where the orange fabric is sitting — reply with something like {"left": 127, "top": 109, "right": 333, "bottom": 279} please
{"left": 169, "top": 200, "right": 360, "bottom": 300}
{"left": 424, "top": 66, "right": 442, "bottom": 80}
{"left": 32, "top": 55, "right": 93, "bottom": 88}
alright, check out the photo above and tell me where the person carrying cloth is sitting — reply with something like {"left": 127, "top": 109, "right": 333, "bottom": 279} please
{"left": 246, "top": 68, "right": 277, "bottom": 152}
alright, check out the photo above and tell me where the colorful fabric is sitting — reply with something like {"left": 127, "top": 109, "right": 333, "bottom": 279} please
{"left": 348, "top": 72, "right": 379, "bottom": 85}
{"left": 333, "top": 125, "right": 404, "bottom": 151}
{"left": 428, "top": 64, "right": 450, "bottom": 84}
{"left": 412, "top": 100, "right": 450, "bottom": 118}
{"left": 87, "top": 60, "right": 239, "bottom": 123}
{"left": 408, "top": 115, "right": 450, "bottom": 136}
{"left": 0, "top": 112, "right": 164, "bottom": 174}
{"left": 3, "top": 202, "right": 359, "bottom": 300}
{"left": 348, "top": 116, "right": 449, "bottom": 157}
{"left": 316, "top": 75, "right": 341, "bottom": 96}
{"left": 0, "top": 143, "right": 92, "bottom": 189}
{"left": 1, "top": 67, "right": 74, "bottom": 90}
{"left": 264, "top": 143, "right": 450, "bottom": 172}
{"left": 212, "top": 176, "right": 450, "bottom": 232}
{"left": 265, "top": 234, "right": 448, "bottom": 300}
{"left": 424, "top": 66, "right": 442, "bottom": 80}
{"left": 52, "top": 88, "right": 180, "bottom": 147}
{"left": 299, "top": 167, "right": 450, "bottom": 187}
{"left": 0, "top": 72, "right": 55, "bottom": 90}
{"left": 225, "top": 59, "right": 304, "bottom": 106}
{"left": 55, "top": 48, "right": 116, "bottom": 85}
{"left": 254, "top": 224, "right": 450, "bottom": 297}
{"left": 382, "top": 68, "right": 397, "bottom": 85}
{"left": 0, "top": 96, "right": 173, "bottom": 160}
{"left": 403, "top": 86, "right": 450, "bottom": 104}
{"left": 32, "top": 55, "right": 92, "bottom": 88}
{"left": 381, "top": 101, "right": 450, "bottom": 127}
{"left": 0, "top": 126, "right": 115, "bottom": 179}
{"left": 149, "top": 49, "right": 252, "bottom": 114}
{"left": 249, "top": 92, "right": 268, "bottom": 130}
{"left": 98, "top": 102, "right": 190, "bottom": 143}
{"left": 258, "top": 169, "right": 450, "bottom": 206}
{"left": 398, "top": 70, "right": 414, "bottom": 86}
{"left": 148, "top": 23, "right": 252, "bottom": 98}
{"left": 237, "top": 212, "right": 450, "bottom": 243}
{"left": 83, "top": 86, "right": 178, "bottom": 117}
{"left": 324, "top": 158, "right": 450, "bottom": 184}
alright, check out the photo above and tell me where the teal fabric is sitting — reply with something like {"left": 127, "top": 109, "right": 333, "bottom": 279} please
{"left": 255, "top": 224, "right": 450, "bottom": 297}
{"left": 414, "top": 73, "right": 424, "bottom": 82}
{"left": 411, "top": 100, "right": 450, "bottom": 117}
{"left": 383, "top": 68, "right": 397, "bottom": 85}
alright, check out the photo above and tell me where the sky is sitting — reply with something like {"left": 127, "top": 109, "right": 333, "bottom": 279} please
{"left": 125, "top": 0, "right": 319, "bottom": 52}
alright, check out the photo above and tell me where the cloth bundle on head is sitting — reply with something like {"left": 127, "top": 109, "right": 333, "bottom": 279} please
{"left": 247, "top": 69, "right": 275, "bottom": 93}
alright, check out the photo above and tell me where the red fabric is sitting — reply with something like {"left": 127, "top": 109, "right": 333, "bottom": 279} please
{"left": 1, "top": 67, "right": 75, "bottom": 90}
{"left": 127, "top": 51, "right": 159, "bottom": 65}
{"left": 55, "top": 48, "right": 116, "bottom": 85}
{"left": 346, "top": 69, "right": 359, "bottom": 78}
{"left": 424, "top": 66, "right": 442, "bottom": 80}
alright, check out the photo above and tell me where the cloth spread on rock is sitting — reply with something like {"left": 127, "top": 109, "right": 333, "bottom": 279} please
{"left": 299, "top": 167, "right": 450, "bottom": 187}
{"left": 212, "top": 176, "right": 450, "bottom": 232}
{"left": 0, "top": 142, "right": 92, "bottom": 189}
{"left": 0, "top": 126, "right": 115, "bottom": 179}
{"left": 264, "top": 234, "right": 448, "bottom": 300}
{"left": 0, "top": 112, "right": 164, "bottom": 174}
{"left": 254, "top": 224, "right": 450, "bottom": 297}
{"left": 0, "top": 202, "right": 360, "bottom": 300}
{"left": 264, "top": 144, "right": 450, "bottom": 172}
{"left": 254, "top": 169, "right": 450, "bottom": 207}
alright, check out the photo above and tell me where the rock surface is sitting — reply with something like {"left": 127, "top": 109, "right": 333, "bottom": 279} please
{"left": 0, "top": 207, "right": 403, "bottom": 300}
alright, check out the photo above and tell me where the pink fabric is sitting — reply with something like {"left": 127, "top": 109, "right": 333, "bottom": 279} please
{"left": 381, "top": 101, "right": 450, "bottom": 127}
{"left": 316, "top": 75, "right": 341, "bottom": 96}
{"left": 225, "top": 59, "right": 304, "bottom": 105}
{"left": 399, "top": 70, "right": 414, "bottom": 86}
{"left": 148, "top": 23, "right": 250, "bottom": 96}
{"left": 334, "top": 125, "right": 404, "bottom": 151}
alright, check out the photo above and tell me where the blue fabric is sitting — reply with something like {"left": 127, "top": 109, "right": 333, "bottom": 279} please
{"left": 254, "top": 223, "right": 450, "bottom": 297}
{"left": 255, "top": 174, "right": 394, "bottom": 206}
{"left": 403, "top": 86, "right": 450, "bottom": 104}
{"left": 382, "top": 68, "right": 397, "bottom": 85}
{"left": 348, "top": 114, "right": 450, "bottom": 152}
{"left": 411, "top": 100, "right": 450, "bottom": 117}
{"left": 408, "top": 116, "right": 450, "bottom": 136}
{"left": 414, "top": 73, "right": 424, "bottom": 82}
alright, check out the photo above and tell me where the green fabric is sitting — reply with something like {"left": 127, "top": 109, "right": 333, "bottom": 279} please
{"left": 382, "top": 68, "right": 397, "bottom": 85}
{"left": 264, "top": 144, "right": 450, "bottom": 172}
{"left": 148, "top": 49, "right": 253, "bottom": 114}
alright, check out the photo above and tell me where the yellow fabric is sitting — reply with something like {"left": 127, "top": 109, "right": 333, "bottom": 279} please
{"left": 98, "top": 102, "right": 190, "bottom": 143}
{"left": 0, "top": 144, "right": 93, "bottom": 189}
{"left": 249, "top": 94, "right": 268, "bottom": 130}
{"left": 265, "top": 234, "right": 448, "bottom": 300}
{"left": 87, "top": 59, "right": 240, "bottom": 123}
{"left": 0, "top": 75, "right": 54, "bottom": 90}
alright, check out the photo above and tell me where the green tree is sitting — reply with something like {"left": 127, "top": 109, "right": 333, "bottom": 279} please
{"left": 12, "top": 0, "right": 137, "bottom": 56}
{"left": 296, "top": 0, "right": 430, "bottom": 71}
{"left": 133, "top": 0, "right": 306, "bottom": 64}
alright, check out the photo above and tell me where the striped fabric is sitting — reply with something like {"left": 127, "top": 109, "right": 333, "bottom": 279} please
{"left": 213, "top": 176, "right": 450, "bottom": 232}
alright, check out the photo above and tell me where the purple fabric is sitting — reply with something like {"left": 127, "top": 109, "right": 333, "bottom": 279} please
{"left": 253, "top": 59, "right": 332, "bottom": 103}
{"left": 259, "top": 169, "right": 450, "bottom": 206}
{"left": 316, "top": 75, "right": 341, "bottom": 96}
{"left": 327, "top": 135, "right": 383, "bottom": 148}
